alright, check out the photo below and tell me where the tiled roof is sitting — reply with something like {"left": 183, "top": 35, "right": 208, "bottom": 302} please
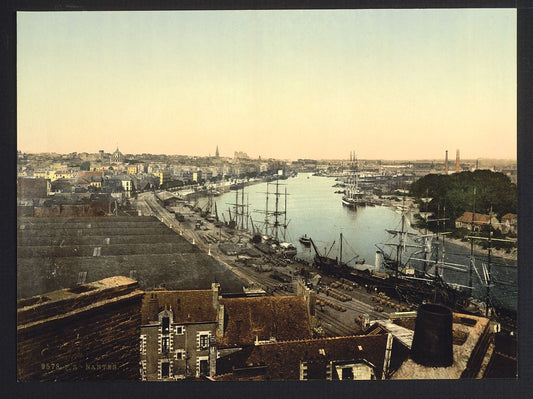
{"left": 216, "top": 334, "right": 409, "bottom": 380}
{"left": 455, "top": 212, "right": 492, "bottom": 224}
{"left": 218, "top": 296, "right": 312, "bottom": 348}
{"left": 78, "top": 171, "right": 104, "bottom": 178}
{"left": 76, "top": 177, "right": 91, "bottom": 185}
{"left": 141, "top": 289, "right": 217, "bottom": 325}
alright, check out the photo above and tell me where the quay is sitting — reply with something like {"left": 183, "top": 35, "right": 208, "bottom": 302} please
{"left": 133, "top": 190, "right": 408, "bottom": 337}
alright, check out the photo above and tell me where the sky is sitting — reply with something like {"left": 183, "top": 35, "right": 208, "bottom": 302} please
{"left": 17, "top": 9, "right": 516, "bottom": 160}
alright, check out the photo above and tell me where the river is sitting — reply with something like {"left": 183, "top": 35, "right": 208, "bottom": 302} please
{"left": 199, "top": 172, "right": 517, "bottom": 312}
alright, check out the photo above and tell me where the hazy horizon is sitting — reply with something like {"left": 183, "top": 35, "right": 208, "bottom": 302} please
{"left": 17, "top": 10, "right": 516, "bottom": 161}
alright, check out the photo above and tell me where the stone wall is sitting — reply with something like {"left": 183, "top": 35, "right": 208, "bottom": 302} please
{"left": 17, "top": 277, "right": 143, "bottom": 381}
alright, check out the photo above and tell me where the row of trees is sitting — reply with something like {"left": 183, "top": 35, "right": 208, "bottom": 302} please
{"left": 410, "top": 170, "right": 517, "bottom": 233}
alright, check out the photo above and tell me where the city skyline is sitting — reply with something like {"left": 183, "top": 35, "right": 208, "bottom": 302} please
{"left": 17, "top": 9, "right": 516, "bottom": 160}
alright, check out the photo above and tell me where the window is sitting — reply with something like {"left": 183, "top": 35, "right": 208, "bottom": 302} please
{"left": 140, "top": 335, "right": 147, "bottom": 355}
{"left": 161, "top": 362, "right": 170, "bottom": 378}
{"left": 176, "top": 326, "right": 184, "bottom": 335}
{"left": 161, "top": 337, "right": 169, "bottom": 353}
{"left": 175, "top": 349, "right": 186, "bottom": 360}
{"left": 162, "top": 317, "right": 170, "bottom": 334}
{"left": 140, "top": 360, "right": 147, "bottom": 381}
{"left": 342, "top": 367, "right": 354, "bottom": 380}
{"left": 199, "top": 334, "right": 209, "bottom": 350}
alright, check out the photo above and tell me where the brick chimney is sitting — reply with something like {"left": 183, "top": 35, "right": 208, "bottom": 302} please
{"left": 147, "top": 293, "right": 159, "bottom": 322}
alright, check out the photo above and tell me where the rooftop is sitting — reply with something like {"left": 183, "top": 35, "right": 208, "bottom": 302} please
{"left": 216, "top": 334, "right": 409, "bottom": 380}
{"left": 217, "top": 296, "right": 312, "bottom": 348}
{"left": 141, "top": 289, "right": 217, "bottom": 325}
{"left": 17, "top": 216, "right": 245, "bottom": 298}
{"left": 390, "top": 312, "right": 492, "bottom": 379}
{"left": 17, "top": 276, "right": 142, "bottom": 330}
{"left": 455, "top": 211, "right": 494, "bottom": 224}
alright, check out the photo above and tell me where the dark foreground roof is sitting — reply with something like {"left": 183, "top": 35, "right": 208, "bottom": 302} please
{"left": 216, "top": 334, "right": 410, "bottom": 380}
{"left": 218, "top": 296, "right": 312, "bottom": 348}
{"left": 141, "top": 289, "right": 217, "bottom": 325}
{"left": 17, "top": 216, "right": 244, "bottom": 298}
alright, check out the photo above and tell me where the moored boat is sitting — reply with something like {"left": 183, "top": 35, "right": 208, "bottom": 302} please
{"left": 299, "top": 234, "right": 311, "bottom": 247}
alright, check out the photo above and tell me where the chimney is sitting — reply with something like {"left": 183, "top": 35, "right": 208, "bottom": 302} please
{"left": 211, "top": 282, "right": 220, "bottom": 311}
{"left": 455, "top": 149, "right": 460, "bottom": 173}
{"left": 147, "top": 293, "right": 159, "bottom": 322}
{"left": 445, "top": 150, "right": 449, "bottom": 175}
{"left": 410, "top": 303, "right": 454, "bottom": 367}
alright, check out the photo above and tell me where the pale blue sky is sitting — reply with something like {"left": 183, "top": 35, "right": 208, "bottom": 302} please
{"left": 17, "top": 9, "right": 516, "bottom": 160}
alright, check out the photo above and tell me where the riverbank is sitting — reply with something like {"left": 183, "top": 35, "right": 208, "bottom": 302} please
{"left": 444, "top": 236, "right": 517, "bottom": 261}
{"left": 403, "top": 200, "right": 517, "bottom": 261}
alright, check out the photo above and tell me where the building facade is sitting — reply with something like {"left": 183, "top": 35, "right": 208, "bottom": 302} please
{"left": 140, "top": 285, "right": 220, "bottom": 380}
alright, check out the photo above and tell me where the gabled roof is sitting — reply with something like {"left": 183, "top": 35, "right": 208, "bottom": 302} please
{"left": 217, "top": 296, "right": 312, "bottom": 348}
{"left": 141, "top": 289, "right": 217, "bottom": 325}
{"left": 501, "top": 213, "right": 517, "bottom": 221}
{"left": 76, "top": 177, "right": 91, "bottom": 185}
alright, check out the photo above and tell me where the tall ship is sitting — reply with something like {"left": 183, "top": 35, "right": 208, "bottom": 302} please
{"left": 252, "top": 172, "right": 296, "bottom": 258}
{"left": 308, "top": 198, "right": 515, "bottom": 325}
{"left": 341, "top": 152, "right": 365, "bottom": 209}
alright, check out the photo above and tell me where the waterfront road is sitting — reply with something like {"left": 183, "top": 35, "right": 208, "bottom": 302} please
{"left": 133, "top": 191, "right": 393, "bottom": 337}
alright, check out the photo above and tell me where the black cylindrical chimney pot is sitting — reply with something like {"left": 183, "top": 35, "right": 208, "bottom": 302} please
{"left": 410, "top": 303, "right": 454, "bottom": 367}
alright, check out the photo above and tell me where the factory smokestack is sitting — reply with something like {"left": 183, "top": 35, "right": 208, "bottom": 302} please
{"left": 445, "top": 150, "right": 449, "bottom": 175}
{"left": 455, "top": 149, "right": 461, "bottom": 173}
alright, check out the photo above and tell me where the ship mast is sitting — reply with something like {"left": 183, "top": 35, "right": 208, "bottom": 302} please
{"left": 339, "top": 232, "right": 343, "bottom": 266}
{"left": 227, "top": 183, "right": 247, "bottom": 231}
{"left": 465, "top": 205, "right": 514, "bottom": 317}
{"left": 254, "top": 173, "right": 289, "bottom": 241}
{"left": 469, "top": 186, "right": 476, "bottom": 296}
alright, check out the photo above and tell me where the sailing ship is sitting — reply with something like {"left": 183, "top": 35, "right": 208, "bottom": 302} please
{"left": 252, "top": 174, "right": 296, "bottom": 258}
{"left": 307, "top": 201, "right": 474, "bottom": 312}
{"left": 341, "top": 152, "right": 365, "bottom": 209}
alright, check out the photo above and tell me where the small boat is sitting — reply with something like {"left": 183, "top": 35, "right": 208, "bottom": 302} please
{"left": 299, "top": 234, "right": 311, "bottom": 247}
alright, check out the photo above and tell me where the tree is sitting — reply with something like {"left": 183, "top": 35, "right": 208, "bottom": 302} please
{"left": 410, "top": 170, "right": 517, "bottom": 232}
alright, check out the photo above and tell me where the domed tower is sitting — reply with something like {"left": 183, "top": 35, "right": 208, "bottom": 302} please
{"left": 111, "top": 146, "right": 124, "bottom": 163}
